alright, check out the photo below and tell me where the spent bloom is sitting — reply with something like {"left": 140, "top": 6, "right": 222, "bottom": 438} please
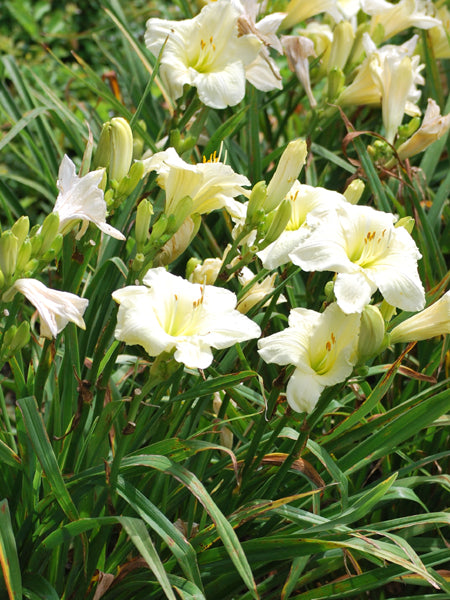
{"left": 145, "top": 0, "right": 262, "bottom": 109}
{"left": 397, "top": 99, "right": 450, "bottom": 160}
{"left": 143, "top": 147, "right": 249, "bottom": 218}
{"left": 112, "top": 268, "right": 261, "bottom": 369}
{"left": 13, "top": 278, "right": 88, "bottom": 339}
{"left": 289, "top": 202, "right": 425, "bottom": 314}
{"left": 53, "top": 155, "right": 125, "bottom": 241}
{"left": 390, "top": 291, "right": 450, "bottom": 344}
{"left": 258, "top": 303, "right": 360, "bottom": 414}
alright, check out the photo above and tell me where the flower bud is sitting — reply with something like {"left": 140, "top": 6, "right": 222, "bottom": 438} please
{"left": 154, "top": 215, "right": 200, "bottom": 266}
{"left": 0, "top": 231, "right": 18, "bottom": 281}
{"left": 39, "top": 212, "right": 60, "bottom": 255}
{"left": 328, "top": 21, "right": 355, "bottom": 72}
{"left": 358, "top": 304, "right": 386, "bottom": 360}
{"left": 116, "top": 160, "right": 145, "bottom": 198}
{"left": 390, "top": 292, "right": 450, "bottom": 344}
{"left": 327, "top": 67, "right": 345, "bottom": 101}
{"left": 344, "top": 179, "right": 365, "bottom": 204}
{"left": 246, "top": 181, "right": 267, "bottom": 223}
{"left": 395, "top": 216, "right": 415, "bottom": 234}
{"left": 93, "top": 117, "right": 133, "bottom": 182}
{"left": 265, "top": 140, "right": 307, "bottom": 212}
{"left": 260, "top": 198, "right": 292, "bottom": 248}
{"left": 149, "top": 214, "right": 169, "bottom": 244}
{"left": 166, "top": 195, "right": 193, "bottom": 233}
{"left": 8, "top": 321, "right": 30, "bottom": 357}
{"left": 15, "top": 239, "right": 32, "bottom": 274}
{"left": 11, "top": 216, "right": 30, "bottom": 247}
{"left": 135, "top": 199, "right": 154, "bottom": 252}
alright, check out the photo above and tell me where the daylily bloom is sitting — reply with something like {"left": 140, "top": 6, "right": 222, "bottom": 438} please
{"left": 397, "top": 98, "right": 450, "bottom": 160}
{"left": 428, "top": 6, "right": 450, "bottom": 59}
{"left": 145, "top": 0, "right": 262, "bottom": 109}
{"left": 143, "top": 147, "right": 250, "bottom": 218}
{"left": 112, "top": 268, "right": 261, "bottom": 369}
{"left": 53, "top": 155, "right": 125, "bottom": 240}
{"left": 338, "top": 35, "right": 425, "bottom": 143}
{"left": 289, "top": 202, "right": 426, "bottom": 314}
{"left": 389, "top": 291, "right": 450, "bottom": 344}
{"left": 361, "top": 0, "right": 441, "bottom": 42}
{"left": 258, "top": 303, "right": 360, "bottom": 413}
{"left": 258, "top": 181, "right": 348, "bottom": 269}
{"left": 13, "top": 278, "right": 88, "bottom": 339}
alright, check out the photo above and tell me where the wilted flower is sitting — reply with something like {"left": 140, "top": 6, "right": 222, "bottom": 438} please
{"left": 145, "top": 0, "right": 262, "bottom": 109}
{"left": 397, "top": 99, "right": 450, "bottom": 160}
{"left": 258, "top": 303, "right": 360, "bottom": 413}
{"left": 289, "top": 202, "right": 425, "bottom": 314}
{"left": 112, "top": 268, "right": 261, "bottom": 369}
{"left": 53, "top": 155, "right": 125, "bottom": 240}
{"left": 13, "top": 278, "right": 88, "bottom": 339}
{"left": 282, "top": 35, "right": 318, "bottom": 107}
{"left": 390, "top": 291, "right": 450, "bottom": 344}
{"left": 143, "top": 147, "right": 249, "bottom": 218}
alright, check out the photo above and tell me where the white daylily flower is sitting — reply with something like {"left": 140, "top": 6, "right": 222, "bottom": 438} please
{"left": 143, "top": 147, "right": 250, "bottom": 217}
{"left": 289, "top": 202, "right": 426, "bottom": 314}
{"left": 145, "top": 0, "right": 262, "bottom": 109}
{"left": 112, "top": 268, "right": 261, "bottom": 369}
{"left": 338, "top": 35, "right": 424, "bottom": 142}
{"left": 53, "top": 155, "right": 125, "bottom": 241}
{"left": 14, "top": 278, "right": 88, "bottom": 339}
{"left": 397, "top": 98, "right": 450, "bottom": 160}
{"left": 258, "top": 181, "right": 348, "bottom": 269}
{"left": 258, "top": 303, "right": 360, "bottom": 413}
{"left": 390, "top": 291, "right": 450, "bottom": 344}
{"left": 361, "top": 0, "right": 441, "bottom": 41}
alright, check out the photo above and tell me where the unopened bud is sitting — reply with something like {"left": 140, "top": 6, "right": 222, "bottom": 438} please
{"left": 116, "top": 161, "right": 145, "bottom": 198}
{"left": 327, "top": 67, "right": 345, "bottom": 101}
{"left": 11, "top": 216, "right": 30, "bottom": 246}
{"left": 0, "top": 231, "right": 19, "bottom": 280}
{"left": 328, "top": 21, "right": 355, "bottom": 72}
{"left": 265, "top": 140, "right": 307, "bottom": 212}
{"left": 149, "top": 214, "right": 169, "bottom": 243}
{"left": 246, "top": 181, "right": 268, "bottom": 223}
{"left": 154, "top": 215, "right": 200, "bottom": 267}
{"left": 261, "top": 199, "right": 292, "bottom": 247}
{"left": 358, "top": 304, "right": 386, "bottom": 360}
{"left": 344, "top": 179, "right": 365, "bottom": 204}
{"left": 15, "top": 239, "right": 32, "bottom": 273}
{"left": 395, "top": 216, "right": 415, "bottom": 234}
{"left": 135, "top": 199, "right": 153, "bottom": 252}
{"left": 166, "top": 195, "right": 193, "bottom": 232}
{"left": 39, "top": 212, "right": 60, "bottom": 255}
{"left": 93, "top": 117, "right": 133, "bottom": 182}
{"left": 188, "top": 257, "right": 222, "bottom": 284}
{"left": 9, "top": 321, "right": 30, "bottom": 355}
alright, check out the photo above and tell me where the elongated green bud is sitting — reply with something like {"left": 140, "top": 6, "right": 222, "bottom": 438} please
{"left": 0, "top": 231, "right": 18, "bottom": 280}
{"left": 39, "top": 212, "right": 60, "bottom": 255}
{"left": 246, "top": 181, "right": 267, "bottom": 224}
{"left": 92, "top": 122, "right": 111, "bottom": 170}
{"left": 9, "top": 321, "right": 30, "bottom": 355}
{"left": 261, "top": 199, "right": 292, "bottom": 248}
{"left": 327, "top": 67, "right": 345, "bottom": 101}
{"left": 328, "top": 21, "right": 355, "bottom": 72}
{"left": 135, "top": 199, "right": 153, "bottom": 252}
{"left": 149, "top": 214, "right": 169, "bottom": 243}
{"left": 344, "top": 179, "right": 365, "bottom": 204}
{"left": 11, "top": 216, "right": 30, "bottom": 246}
{"left": 0, "top": 268, "right": 5, "bottom": 289}
{"left": 15, "top": 239, "right": 32, "bottom": 273}
{"left": 166, "top": 195, "right": 193, "bottom": 233}
{"left": 116, "top": 161, "right": 145, "bottom": 198}
{"left": 93, "top": 117, "right": 133, "bottom": 182}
